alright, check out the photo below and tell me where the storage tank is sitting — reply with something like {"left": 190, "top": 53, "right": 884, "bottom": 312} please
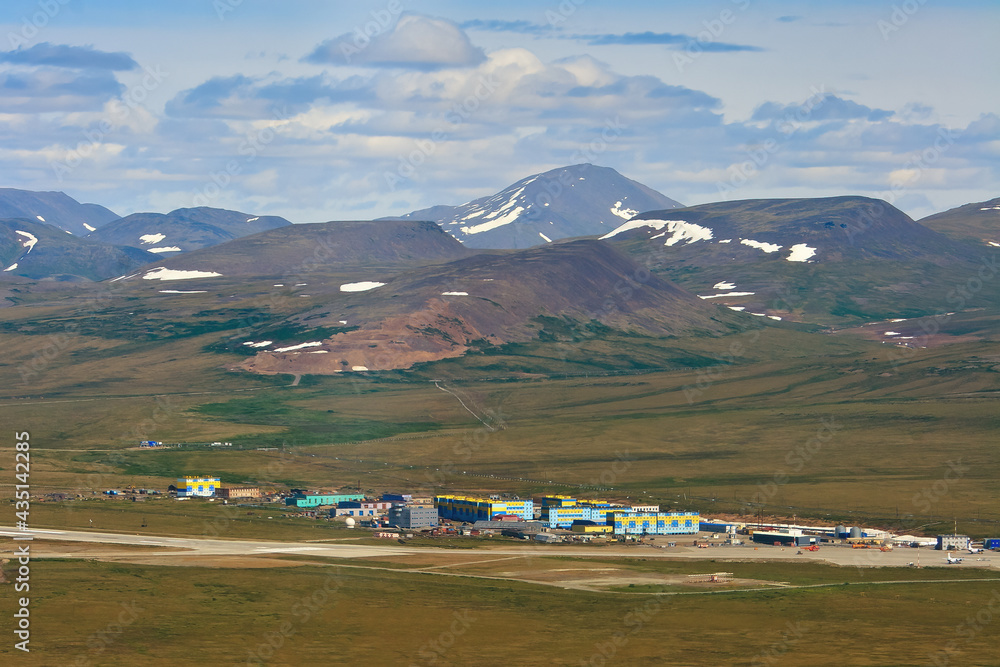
{"left": 849, "top": 526, "right": 862, "bottom": 539}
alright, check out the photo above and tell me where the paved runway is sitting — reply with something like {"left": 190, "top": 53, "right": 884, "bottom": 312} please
{"left": 3, "top": 526, "right": 999, "bottom": 571}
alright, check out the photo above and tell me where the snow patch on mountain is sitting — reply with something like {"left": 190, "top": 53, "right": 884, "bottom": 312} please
{"left": 143, "top": 267, "right": 222, "bottom": 280}
{"left": 648, "top": 220, "right": 713, "bottom": 246}
{"left": 274, "top": 341, "right": 322, "bottom": 353}
{"left": 539, "top": 232, "right": 552, "bottom": 243}
{"left": 713, "top": 281, "right": 736, "bottom": 290}
{"left": 602, "top": 219, "right": 713, "bottom": 246}
{"left": 786, "top": 243, "right": 817, "bottom": 262}
{"left": 15, "top": 230, "right": 37, "bottom": 253}
{"left": 741, "top": 239, "right": 782, "bottom": 253}
{"left": 611, "top": 200, "right": 638, "bottom": 220}
{"left": 83, "top": 223, "right": 96, "bottom": 232}
{"left": 461, "top": 205, "right": 524, "bottom": 235}
{"left": 4, "top": 263, "right": 17, "bottom": 271}
{"left": 140, "top": 233, "right": 166, "bottom": 245}
{"left": 35, "top": 215, "right": 45, "bottom": 222}
{"left": 148, "top": 246, "right": 182, "bottom": 253}
{"left": 340, "top": 281, "right": 385, "bottom": 292}
{"left": 698, "top": 291, "right": 756, "bottom": 299}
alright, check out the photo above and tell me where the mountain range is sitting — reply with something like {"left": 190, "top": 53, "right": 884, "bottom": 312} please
{"left": 1, "top": 172, "right": 996, "bottom": 375}
{"left": 601, "top": 196, "right": 988, "bottom": 323}
{"left": 237, "top": 238, "right": 735, "bottom": 374}
{"left": 88, "top": 207, "right": 291, "bottom": 255}
{"left": 0, "top": 218, "right": 156, "bottom": 282}
{"left": 391, "top": 163, "right": 682, "bottom": 249}
{"left": 0, "top": 188, "right": 119, "bottom": 236}
{"left": 917, "top": 197, "right": 1000, "bottom": 246}
{"left": 131, "top": 219, "right": 471, "bottom": 278}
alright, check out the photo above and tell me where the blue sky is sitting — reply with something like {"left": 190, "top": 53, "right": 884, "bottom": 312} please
{"left": 0, "top": 0, "right": 996, "bottom": 221}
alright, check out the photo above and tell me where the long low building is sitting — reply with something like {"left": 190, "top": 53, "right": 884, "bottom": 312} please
{"left": 539, "top": 495, "right": 630, "bottom": 529}
{"left": 473, "top": 520, "right": 546, "bottom": 534}
{"left": 751, "top": 529, "right": 819, "bottom": 547}
{"left": 435, "top": 495, "right": 534, "bottom": 522}
{"left": 285, "top": 492, "right": 365, "bottom": 508}
{"left": 611, "top": 511, "right": 700, "bottom": 536}
{"left": 216, "top": 486, "right": 260, "bottom": 499}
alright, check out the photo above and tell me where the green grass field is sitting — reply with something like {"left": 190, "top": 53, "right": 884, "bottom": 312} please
{"left": 3, "top": 558, "right": 1000, "bottom": 666}
{"left": 2, "top": 277, "right": 999, "bottom": 664}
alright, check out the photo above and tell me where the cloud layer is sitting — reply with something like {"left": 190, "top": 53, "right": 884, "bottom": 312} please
{"left": 305, "top": 14, "right": 486, "bottom": 70}
{"left": 0, "top": 9, "right": 996, "bottom": 224}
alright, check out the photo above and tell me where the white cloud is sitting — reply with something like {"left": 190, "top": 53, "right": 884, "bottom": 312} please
{"left": 306, "top": 14, "right": 486, "bottom": 69}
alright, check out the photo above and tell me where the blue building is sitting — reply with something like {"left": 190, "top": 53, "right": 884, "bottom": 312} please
{"left": 285, "top": 492, "right": 365, "bottom": 508}
{"left": 538, "top": 496, "right": 629, "bottom": 529}
{"left": 435, "top": 495, "right": 534, "bottom": 522}
{"left": 177, "top": 476, "right": 219, "bottom": 498}
{"left": 610, "top": 511, "right": 699, "bottom": 536}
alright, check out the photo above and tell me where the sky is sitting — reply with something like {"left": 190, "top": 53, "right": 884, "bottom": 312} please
{"left": 0, "top": 0, "right": 996, "bottom": 222}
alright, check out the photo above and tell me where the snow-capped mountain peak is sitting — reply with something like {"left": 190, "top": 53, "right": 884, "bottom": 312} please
{"left": 394, "top": 164, "right": 682, "bottom": 249}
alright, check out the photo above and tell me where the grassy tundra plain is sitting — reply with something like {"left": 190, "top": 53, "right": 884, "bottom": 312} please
{"left": 1, "top": 278, "right": 999, "bottom": 665}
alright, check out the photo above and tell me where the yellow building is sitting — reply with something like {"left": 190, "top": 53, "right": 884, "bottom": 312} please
{"left": 434, "top": 495, "right": 534, "bottom": 522}
{"left": 571, "top": 523, "right": 613, "bottom": 534}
